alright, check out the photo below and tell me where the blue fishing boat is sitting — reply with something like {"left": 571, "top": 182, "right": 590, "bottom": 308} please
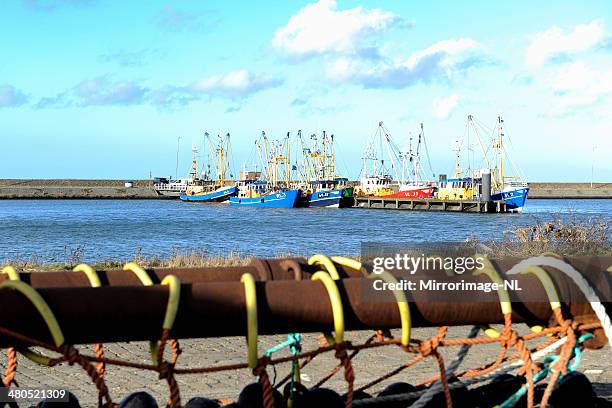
{"left": 229, "top": 180, "right": 300, "bottom": 208}
{"left": 180, "top": 185, "right": 237, "bottom": 202}
{"left": 295, "top": 131, "right": 352, "bottom": 208}
{"left": 229, "top": 133, "right": 301, "bottom": 208}
{"left": 299, "top": 180, "right": 346, "bottom": 207}
{"left": 439, "top": 115, "right": 529, "bottom": 212}
{"left": 491, "top": 184, "right": 529, "bottom": 212}
{"left": 179, "top": 132, "right": 238, "bottom": 203}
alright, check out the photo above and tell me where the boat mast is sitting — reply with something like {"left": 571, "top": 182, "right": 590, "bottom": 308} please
{"left": 330, "top": 134, "right": 335, "bottom": 179}
{"left": 452, "top": 136, "right": 461, "bottom": 178}
{"left": 190, "top": 143, "right": 198, "bottom": 180}
{"left": 218, "top": 133, "right": 230, "bottom": 186}
{"left": 298, "top": 130, "right": 311, "bottom": 184}
{"left": 286, "top": 132, "right": 291, "bottom": 187}
{"left": 322, "top": 131, "right": 327, "bottom": 180}
{"left": 496, "top": 116, "right": 505, "bottom": 189}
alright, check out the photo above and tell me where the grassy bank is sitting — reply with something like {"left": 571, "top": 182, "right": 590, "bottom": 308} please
{"left": 3, "top": 250, "right": 253, "bottom": 272}
{"left": 473, "top": 215, "right": 611, "bottom": 257}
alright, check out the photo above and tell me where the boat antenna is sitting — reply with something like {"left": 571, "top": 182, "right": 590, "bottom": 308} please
{"left": 421, "top": 123, "right": 435, "bottom": 179}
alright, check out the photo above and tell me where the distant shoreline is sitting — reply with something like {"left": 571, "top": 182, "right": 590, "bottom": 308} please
{"left": 0, "top": 179, "right": 611, "bottom": 199}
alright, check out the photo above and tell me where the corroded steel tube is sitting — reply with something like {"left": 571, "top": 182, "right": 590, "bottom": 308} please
{"left": 0, "top": 257, "right": 606, "bottom": 287}
{"left": 0, "top": 257, "right": 366, "bottom": 287}
{"left": 0, "top": 273, "right": 607, "bottom": 347}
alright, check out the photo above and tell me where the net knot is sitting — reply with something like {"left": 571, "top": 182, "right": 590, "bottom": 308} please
{"left": 62, "top": 345, "right": 79, "bottom": 365}
{"left": 419, "top": 327, "right": 447, "bottom": 358}
{"left": 253, "top": 358, "right": 275, "bottom": 408}
{"left": 158, "top": 361, "right": 174, "bottom": 380}
{"left": 252, "top": 356, "right": 271, "bottom": 377}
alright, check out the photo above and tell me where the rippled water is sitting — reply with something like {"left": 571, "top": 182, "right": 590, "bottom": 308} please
{"left": 0, "top": 199, "right": 609, "bottom": 263}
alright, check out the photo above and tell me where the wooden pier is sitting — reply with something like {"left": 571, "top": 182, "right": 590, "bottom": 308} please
{"left": 353, "top": 196, "right": 508, "bottom": 213}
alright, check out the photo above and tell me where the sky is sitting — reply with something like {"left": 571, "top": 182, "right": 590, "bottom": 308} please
{"left": 1, "top": 0, "right": 611, "bottom": 181}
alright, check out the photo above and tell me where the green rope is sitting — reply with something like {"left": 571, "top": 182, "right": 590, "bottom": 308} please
{"left": 499, "top": 333, "right": 593, "bottom": 408}
{"left": 265, "top": 333, "right": 302, "bottom": 405}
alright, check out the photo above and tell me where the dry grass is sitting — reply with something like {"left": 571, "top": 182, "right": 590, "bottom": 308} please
{"left": 473, "top": 215, "right": 612, "bottom": 257}
{"left": 2, "top": 248, "right": 252, "bottom": 272}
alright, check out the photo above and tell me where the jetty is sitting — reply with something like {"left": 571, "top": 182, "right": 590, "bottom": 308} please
{"left": 354, "top": 196, "right": 508, "bottom": 213}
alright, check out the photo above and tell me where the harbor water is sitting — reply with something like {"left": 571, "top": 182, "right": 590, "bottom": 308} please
{"left": 0, "top": 199, "right": 610, "bottom": 263}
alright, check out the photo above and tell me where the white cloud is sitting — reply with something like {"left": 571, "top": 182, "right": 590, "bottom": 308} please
{"left": 549, "top": 61, "right": 612, "bottom": 114}
{"left": 433, "top": 94, "right": 459, "bottom": 118}
{"left": 150, "top": 69, "right": 282, "bottom": 108}
{"left": 35, "top": 76, "right": 148, "bottom": 108}
{"left": 403, "top": 39, "right": 477, "bottom": 70}
{"left": 272, "top": 0, "right": 398, "bottom": 59}
{"left": 325, "top": 57, "right": 359, "bottom": 81}
{"left": 526, "top": 20, "right": 606, "bottom": 67}
{"left": 191, "top": 70, "right": 282, "bottom": 97}
{"left": 325, "top": 38, "right": 480, "bottom": 88}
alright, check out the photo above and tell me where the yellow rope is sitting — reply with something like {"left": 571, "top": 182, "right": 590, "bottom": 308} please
{"left": 1, "top": 267, "right": 61, "bottom": 365}
{"left": 73, "top": 264, "right": 102, "bottom": 288}
{"left": 520, "top": 266, "right": 561, "bottom": 311}
{"left": 308, "top": 255, "right": 340, "bottom": 280}
{"left": 123, "top": 262, "right": 154, "bottom": 286}
{"left": 241, "top": 273, "right": 258, "bottom": 369}
{"left": 473, "top": 256, "right": 512, "bottom": 315}
{"left": 368, "top": 272, "right": 411, "bottom": 346}
{"left": 330, "top": 256, "right": 362, "bottom": 272}
{"left": 0, "top": 281, "right": 65, "bottom": 347}
{"left": 473, "top": 256, "right": 512, "bottom": 338}
{"left": 123, "top": 262, "right": 181, "bottom": 364}
{"left": 1, "top": 266, "right": 19, "bottom": 281}
{"left": 160, "top": 275, "right": 181, "bottom": 330}
{"left": 312, "top": 271, "right": 344, "bottom": 344}
{"left": 151, "top": 275, "right": 181, "bottom": 364}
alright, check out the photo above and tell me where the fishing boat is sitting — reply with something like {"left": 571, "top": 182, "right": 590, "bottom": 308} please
{"left": 357, "top": 122, "right": 435, "bottom": 199}
{"left": 437, "top": 115, "right": 529, "bottom": 212}
{"left": 294, "top": 131, "right": 350, "bottom": 208}
{"left": 229, "top": 132, "right": 301, "bottom": 208}
{"left": 153, "top": 177, "right": 199, "bottom": 197}
{"left": 486, "top": 117, "right": 529, "bottom": 212}
{"left": 180, "top": 133, "right": 238, "bottom": 203}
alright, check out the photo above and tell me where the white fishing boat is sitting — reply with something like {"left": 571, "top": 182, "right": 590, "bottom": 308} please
{"left": 357, "top": 122, "right": 435, "bottom": 199}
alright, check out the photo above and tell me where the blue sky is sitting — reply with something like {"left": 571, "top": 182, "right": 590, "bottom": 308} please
{"left": 1, "top": 0, "right": 611, "bottom": 181}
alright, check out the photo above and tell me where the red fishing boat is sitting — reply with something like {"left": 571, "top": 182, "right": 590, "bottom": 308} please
{"left": 357, "top": 122, "right": 435, "bottom": 199}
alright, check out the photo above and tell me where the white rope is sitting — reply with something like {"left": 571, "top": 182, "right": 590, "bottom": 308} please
{"left": 506, "top": 256, "right": 612, "bottom": 349}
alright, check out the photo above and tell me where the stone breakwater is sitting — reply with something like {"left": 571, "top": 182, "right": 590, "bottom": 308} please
{"left": 0, "top": 180, "right": 610, "bottom": 199}
{"left": 0, "top": 179, "right": 161, "bottom": 199}
{"left": 528, "top": 182, "right": 612, "bottom": 199}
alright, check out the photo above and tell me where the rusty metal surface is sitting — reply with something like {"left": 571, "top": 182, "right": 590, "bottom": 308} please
{"left": 0, "top": 275, "right": 605, "bottom": 347}
{"left": 0, "top": 257, "right": 367, "bottom": 287}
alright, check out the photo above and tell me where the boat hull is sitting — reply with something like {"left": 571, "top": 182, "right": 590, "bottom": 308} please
{"left": 155, "top": 190, "right": 184, "bottom": 197}
{"left": 492, "top": 187, "right": 529, "bottom": 212}
{"left": 179, "top": 186, "right": 237, "bottom": 202}
{"left": 378, "top": 186, "right": 434, "bottom": 199}
{"left": 229, "top": 189, "right": 301, "bottom": 208}
{"left": 303, "top": 189, "right": 344, "bottom": 208}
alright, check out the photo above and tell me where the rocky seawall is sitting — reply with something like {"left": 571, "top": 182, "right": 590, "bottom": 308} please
{"left": 0, "top": 179, "right": 161, "bottom": 199}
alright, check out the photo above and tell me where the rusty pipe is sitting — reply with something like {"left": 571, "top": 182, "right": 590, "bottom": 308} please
{"left": 0, "top": 257, "right": 367, "bottom": 288}
{"left": 0, "top": 274, "right": 606, "bottom": 348}
{"left": 0, "top": 257, "right": 606, "bottom": 288}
